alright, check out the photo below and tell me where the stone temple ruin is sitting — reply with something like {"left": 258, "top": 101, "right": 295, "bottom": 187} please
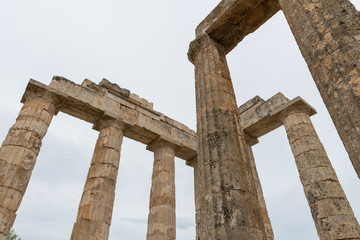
{"left": 0, "top": 0, "right": 360, "bottom": 239}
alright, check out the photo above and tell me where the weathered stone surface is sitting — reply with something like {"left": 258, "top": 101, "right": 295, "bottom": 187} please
{"left": 188, "top": 34, "right": 266, "bottom": 239}
{"left": 0, "top": 92, "right": 58, "bottom": 239}
{"left": 278, "top": 0, "right": 360, "bottom": 178}
{"left": 196, "top": 0, "right": 280, "bottom": 53}
{"left": 47, "top": 77, "right": 197, "bottom": 161}
{"left": 71, "top": 118, "right": 123, "bottom": 240}
{"left": 283, "top": 110, "right": 360, "bottom": 240}
{"left": 246, "top": 145, "right": 274, "bottom": 240}
{"left": 147, "top": 140, "right": 176, "bottom": 240}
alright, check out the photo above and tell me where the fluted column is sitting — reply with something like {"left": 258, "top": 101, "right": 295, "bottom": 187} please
{"left": 278, "top": 0, "right": 360, "bottom": 178}
{"left": 188, "top": 34, "right": 266, "bottom": 239}
{"left": 246, "top": 144, "right": 274, "bottom": 240}
{"left": 71, "top": 117, "right": 124, "bottom": 240}
{"left": 186, "top": 157, "right": 201, "bottom": 240}
{"left": 146, "top": 140, "right": 176, "bottom": 240}
{"left": 0, "top": 92, "right": 59, "bottom": 239}
{"left": 282, "top": 108, "right": 360, "bottom": 240}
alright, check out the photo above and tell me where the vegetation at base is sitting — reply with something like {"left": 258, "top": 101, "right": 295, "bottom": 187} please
{"left": 7, "top": 229, "right": 22, "bottom": 240}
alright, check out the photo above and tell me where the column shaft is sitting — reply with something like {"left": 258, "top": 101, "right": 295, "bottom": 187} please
{"left": 246, "top": 145, "right": 274, "bottom": 240}
{"left": 147, "top": 141, "right": 176, "bottom": 240}
{"left": 0, "top": 94, "right": 56, "bottom": 239}
{"left": 188, "top": 34, "right": 266, "bottom": 239}
{"left": 283, "top": 111, "right": 360, "bottom": 240}
{"left": 278, "top": 0, "right": 360, "bottom": 178}
{"left": 71, "top": 119, "right": 124, "bottom": 240}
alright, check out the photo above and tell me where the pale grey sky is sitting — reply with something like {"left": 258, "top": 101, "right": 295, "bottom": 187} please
{"left": 0, "top": 1, "right": 359, "bottom": 239}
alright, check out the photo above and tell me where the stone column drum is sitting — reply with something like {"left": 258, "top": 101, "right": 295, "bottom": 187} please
{"left": 146, "top": 140, "right": 176, "bottom": 240}
{"left": 188, "top": 34, "right": 266, "bottom": 239}
{"left": 186, "top": 157, "right": 201, "bottom": 240}
{"left": 246, "top": 145, "right": 274, "bottom": 240}
{"left": 278, "top": 0, "right": 360, "bottom": 178}
{"left": 71, "top": 118, "right": 124, "bottom": 240}
{"left": 282, "top": 108, "right": 360, "bottom": 240}
{"left": 0, "top": 92, "right": 58, "bottom": 239}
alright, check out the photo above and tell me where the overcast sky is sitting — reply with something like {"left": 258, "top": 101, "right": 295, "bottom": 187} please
{"left": 0, "top": 1, "right": 360, "bottom": 239}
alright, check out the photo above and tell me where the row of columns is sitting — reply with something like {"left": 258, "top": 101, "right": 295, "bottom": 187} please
{"left": 0, "top": 80, "right": 358, "bottom": 240}
{"left": 0, "top": 89, "right": 178, "bottom": 239}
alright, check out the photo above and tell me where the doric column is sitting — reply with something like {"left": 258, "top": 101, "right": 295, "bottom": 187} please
{"left": 278, "top": 0, "right": 360, "bottom": 178}
{"left": 188, "top": 34, "right": 266, "bottom": 239}
{"left": 282, "top": 108, "right": 360, "bottom": 240}
{"left": 146, "top": 139, "right": 176, "bottom": 240}
{"left": 0, "top": 91, "right": 59, "bottom": 239}
{"left": 186, "top": 157, "right": 201, "bottom": 240}
{"left": 246, "top": 144, "right": 274, "bottom": 240}
{"left": 71, "top": 117, "right": 124, "bottom": 240}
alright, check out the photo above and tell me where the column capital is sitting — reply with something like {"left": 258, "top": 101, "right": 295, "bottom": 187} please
{"left": 146, "top": 136, "right": 179, "bottom": 152}
{"left": 93, "top": 113, "right": 125, "bottom": 131}
{"left": 21, "top": 79, "right": 68, "bottom": 114}
{"left": 278, "top": 97, "right": 316, "bottom": 122}
{"left": 187, "top": 33, "right": 225, "bottom": 64}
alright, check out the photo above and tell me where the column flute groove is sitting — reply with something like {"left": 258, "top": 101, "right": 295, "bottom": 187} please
{"left": 0, "top": 92, "right": 60, "bottom": 240}
{"left": 282, "top": 107, "right": 360, "bottom": 240}
{"left": 188, "top": 34, "right": 266, "bottom": 240}
{"left": 71, "top": 117, "right": 124, "bottom": 240}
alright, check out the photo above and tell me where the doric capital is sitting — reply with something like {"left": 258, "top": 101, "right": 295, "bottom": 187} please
{"left": 278, "top": 97, "right": 316, "bottom": 123}
{"left": 93, "top": 113, "right": 125, "bottom": 131}
{"left": 146, "top": 136, "right": 180, "bottom": 152}
{"left": 187, "top": 33, "right": 225, "bottom": 64}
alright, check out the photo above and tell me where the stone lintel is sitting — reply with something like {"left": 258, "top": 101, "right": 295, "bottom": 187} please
{"left": 24, "top": 77, "right": 197, "bottom": 161}
{"left": 242, "top": 94, "right": 317, "bottom": 139}
{"left": 186, "top": 156, "right": 198, "bottom": 168}
{"left": 239, "top": 95, "right": 264, "bottom": 114}
{"left": 195, "top": 0, "right": 280, "bottom": 53}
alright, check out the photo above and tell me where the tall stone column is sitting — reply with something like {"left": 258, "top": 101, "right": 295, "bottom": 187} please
{"left": 146, "top": 140, "right": 176, "bottom": 240}
{"left": 0, "top": 91, "right": 59, "bottom": 239}
{"left": 246, "top": 144, "right": 274, "bottom": 240}
{"left": 278, "top": 0, "right": 360, "bottom": 178}
{"left": 282, "top": 108, "right": 360, "bottom": 240}
{"left": 186, "top": 157, "right": 201, "bottom": 240}
{"left": 71, "top": 117, "right": 124, "bottom": 240}
{"left": 188, "top": 34, "right": 266, "bottom": 239}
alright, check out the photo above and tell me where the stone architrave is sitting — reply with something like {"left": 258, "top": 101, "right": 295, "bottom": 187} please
{"left": 277, "top": 0, "right": 360, "bottom": 178}
{"left": 282, "top": 107, "right": 360, "bottom": 240}
{"left": 146, "top": 139, "right": 176, "bottom": 240}
{"left": 0, "top": 91, "right": 60, "bottom": 239}
{"left": 188, "top": 34, "right": 266, "bottom": 239}
{"left": 246, "top": 144, "right": 274, "bottom": 240}
{"left": 71, "top": 117, "right": 124, "bottom": 240}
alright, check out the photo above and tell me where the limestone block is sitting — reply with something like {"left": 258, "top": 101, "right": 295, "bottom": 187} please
{"left": 83, "top": 178, "right": 115, "bottom": 193}
{"left": 90, "top": 148, "right": 120, "bottom": 169}
{"left": 0, "top": 146, "right": 36, "bottom": 171}
{"left": 311, "top": 198, "right": 355, "bottom": 221}
{"left": 2, "top": 129, "right": 42, "bottom": 155}
{"left": 87, "top": 163, "right": 118, "bottom": 180}
{"left": 0, "top": 207, "right": 15, "bottom": 235}
{"left": 71, "top": 220, "right": 110, "bottom": 240}
{"left": 318, "top": 215, "right": 360, "bottom": 240}
{"left": 0, "top": 161, "right": 32, "bottom": 193}
{"left": 0, "top": 187, "right": 22, "bottom": 212}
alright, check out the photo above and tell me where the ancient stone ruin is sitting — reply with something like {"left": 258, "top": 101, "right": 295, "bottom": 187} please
{"left": 0, "top": 0, "right": 360, "bottom": 240}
